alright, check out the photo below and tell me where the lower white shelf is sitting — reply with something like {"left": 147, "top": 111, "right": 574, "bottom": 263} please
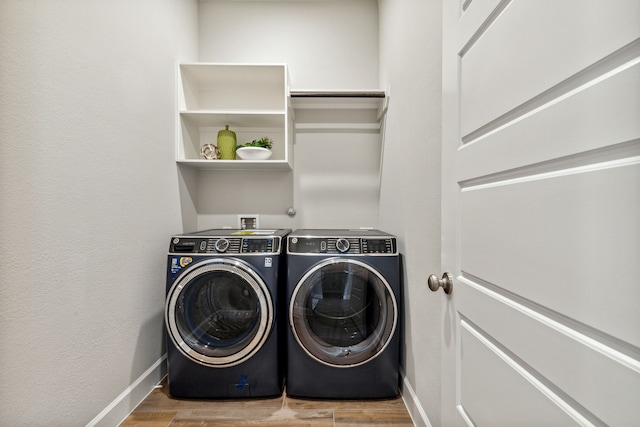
{"left": 177, "top": 159, "right": 292, "bottom": 170}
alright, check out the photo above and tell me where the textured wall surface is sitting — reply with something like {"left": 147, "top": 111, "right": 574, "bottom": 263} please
{"left": 378, "top": 0, "right": 443, "bottom": 425}
{"left": 0, "top": 1, "right": 197, "bottom": 425}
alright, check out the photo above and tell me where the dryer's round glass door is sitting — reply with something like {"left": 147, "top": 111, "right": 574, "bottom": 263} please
{"left": 289, "top": 258, "right": 397, "bottom": 367}
{"left": 166, "top": 258, "right": 272, "bottom": 367}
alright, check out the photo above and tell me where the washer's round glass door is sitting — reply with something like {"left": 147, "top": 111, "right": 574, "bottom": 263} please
{"left": 289, "top": 258, "right": 397, "bottom": 367}
{"left": 166, "top": 258, "right": 272, "bottom": 367}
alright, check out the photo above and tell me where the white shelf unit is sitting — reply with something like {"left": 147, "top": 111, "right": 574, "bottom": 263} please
{"left": 177, "top": 63, "right": 292, "bottom": 169}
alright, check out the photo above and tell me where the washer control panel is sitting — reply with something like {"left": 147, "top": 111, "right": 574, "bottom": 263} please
{"left": 170, "top": 236, "right": 281, "bottom": 255}
{"left": 288, "top": 236, "right": 396, "bottom": 255}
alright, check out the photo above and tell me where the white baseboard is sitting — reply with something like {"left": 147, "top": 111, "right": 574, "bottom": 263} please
{"left": 400, "top": 368, "right": 433, "bottom": 427}
{"left": 86, "top": 354, "right": 167, "bottom": 427}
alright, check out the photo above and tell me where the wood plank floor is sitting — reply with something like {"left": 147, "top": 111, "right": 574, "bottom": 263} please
{"left": 120, "top": 379, "right": 414, "bottom": 426}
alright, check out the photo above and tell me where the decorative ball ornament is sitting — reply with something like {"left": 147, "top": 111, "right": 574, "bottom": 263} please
{"left": 200, "top": 144, "right": 220, "bottom": 160}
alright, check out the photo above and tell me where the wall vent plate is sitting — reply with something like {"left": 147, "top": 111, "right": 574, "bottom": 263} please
{"left": 237, "top": 215, "right": 259, "bottom": 230}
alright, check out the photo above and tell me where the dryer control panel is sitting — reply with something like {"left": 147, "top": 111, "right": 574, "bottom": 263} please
{"left": 288, "top": 236, "right": 397, "bottom": 255}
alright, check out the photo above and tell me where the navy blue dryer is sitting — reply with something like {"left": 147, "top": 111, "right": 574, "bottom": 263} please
{"left": 165, "top": 229, "right": 289, "bottom": 398}
{"left": 286, "top": 229, "right": 401, "bottom": 399}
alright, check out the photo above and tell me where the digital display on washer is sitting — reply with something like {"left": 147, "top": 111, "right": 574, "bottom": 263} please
{"left": 242, "top": 238, "right": 272, "bottom": 253}
{"left": 171, "top": 240, "right": 196, "bottom": 253}
{"left": 290, "top": 238, "right": 325, "bottom": 253}
{"left": 362, "top": 239, "right": 394, "bottom": 254}
{"left": 304, "top": 238, "right": 322, "bottom": 252}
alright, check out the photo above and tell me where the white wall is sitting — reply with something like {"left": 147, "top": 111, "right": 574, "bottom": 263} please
{"left": 193, "top": 0, "right": 383, "bottom": 231}
{"left": 0, "top": 1, "right": 197, "bottom": 425}
{"left": 378, "top": 0, "right": 443, "bottom": 426}
{"left": 198, "top": 0, "right": 380, "bottom": 89}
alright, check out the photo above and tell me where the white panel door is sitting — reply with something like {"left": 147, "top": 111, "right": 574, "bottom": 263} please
{"left": 441, "top": 1, "right": 640, "bottom": 426}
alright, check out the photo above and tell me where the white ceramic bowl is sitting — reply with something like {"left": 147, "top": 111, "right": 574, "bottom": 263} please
{"left": 236, "top": 147, "right": 272, "bottom": 160}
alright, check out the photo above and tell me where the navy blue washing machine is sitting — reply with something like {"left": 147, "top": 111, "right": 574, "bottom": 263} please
{"left": 285, "top": 229, "right": 401, "bottom": 399}
{"left": 165, "top": 229, "right": 290, "bottom": 398}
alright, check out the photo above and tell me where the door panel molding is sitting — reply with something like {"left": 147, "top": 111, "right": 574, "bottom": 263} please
{"left": 461, "top": 163, "right": 640, "bottom": 346}
{"left": 459, "top": 276, "right": 640, "bottom": 426}
{"left": 460, "top": 1, "right": 640, "bottom": 137}
{"left": 458, "top": 62, "right": 640, "bottom": 182}
{"left": 460, "top": 321, "right": 597, "bottom": 426}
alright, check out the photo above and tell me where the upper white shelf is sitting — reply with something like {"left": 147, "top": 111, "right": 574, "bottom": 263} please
{"left": 179, "top": 111, "right": 286, "bottom": 128}
{"left": 290, "top": 90, "right": 386, "bottom": 108}
{"left": 179, "top": 63, "right": 288, "bottom": 111}
{"left": 290, "top": 90, "right": 388, "bottom": 131}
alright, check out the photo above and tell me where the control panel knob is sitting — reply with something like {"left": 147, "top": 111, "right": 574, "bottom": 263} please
{"left": 335, "top": 238, "right": 350, "bottom": 253}
{"left": 214, "top": 239, "right": 230, "bottom": 253}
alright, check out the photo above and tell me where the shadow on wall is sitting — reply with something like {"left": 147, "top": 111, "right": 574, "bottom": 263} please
{"left": 129, "top": 309, "right": 167, "bottom": 408}
{"left": 177, "top": 165, "right": 198, "bottom": 232}
{"left": 398, "top": 254, "right": 408, "bottom": 380}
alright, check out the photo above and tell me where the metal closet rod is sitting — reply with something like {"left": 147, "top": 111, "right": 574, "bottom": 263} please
{"left": 290, "top": 90, "right": 386, "bottom": 98}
